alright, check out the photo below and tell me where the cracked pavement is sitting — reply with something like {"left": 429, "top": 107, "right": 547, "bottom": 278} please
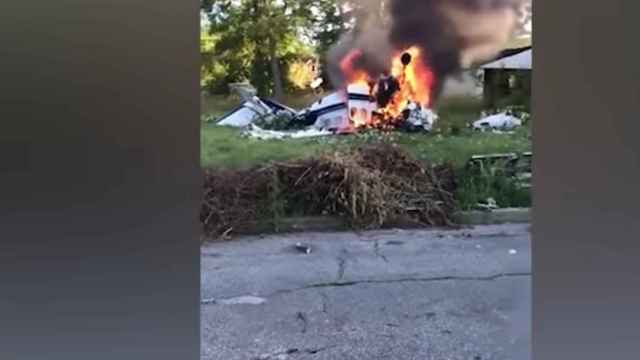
{"left": 201, "top": 224, "right": 531, "bottom": 360}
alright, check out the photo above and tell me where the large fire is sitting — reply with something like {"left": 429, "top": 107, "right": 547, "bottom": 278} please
{"left": 339, "top": 46, "right": 436, "bottom": 129}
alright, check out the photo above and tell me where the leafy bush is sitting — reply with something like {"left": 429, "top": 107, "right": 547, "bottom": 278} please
{"left": 454, "top": 158, "right": 531, "bottom": 210}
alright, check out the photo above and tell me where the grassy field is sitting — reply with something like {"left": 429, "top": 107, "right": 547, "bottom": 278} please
{"left": 201, "top": 93, "right": 530, "bottom": 170}
{"left": 201, "top": 92, "right": 531, "bottom": 211}
{"left": 201, "top": 125, "right": 531, "bottom": 170}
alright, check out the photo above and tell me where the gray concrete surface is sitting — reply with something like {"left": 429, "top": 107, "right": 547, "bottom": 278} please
{"left": 201, "top": 224, "right": 531, "bottom": 360}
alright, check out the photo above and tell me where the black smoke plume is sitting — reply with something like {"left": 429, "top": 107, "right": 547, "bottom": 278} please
{"left": 327, "top": 0, "right": 525, "bottom": 102}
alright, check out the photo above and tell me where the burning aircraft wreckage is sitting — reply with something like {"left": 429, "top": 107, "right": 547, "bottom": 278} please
{"left": 215, "top": 0, "right": 526, "bottom": 139}
{"left": 217, "top": 48, "right": 439, "bottom": 139}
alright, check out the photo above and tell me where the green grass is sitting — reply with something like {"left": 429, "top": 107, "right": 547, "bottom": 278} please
{"left": 201, "top": 125, "right": 531, "bottom": 170}
{"left": 201, "top": 92, "right": 530, "bottom": 169}
{"left": 456, "top": 166, "right": 531, "bottom": 210}
{"left": 201, "top": 126, "right": 335, "bottom": 169}
{"left": 431, "top": 96, "right": 485, "bottom": 135}
{"left": 387, "top": 128, "right": 531, "bottom": 166}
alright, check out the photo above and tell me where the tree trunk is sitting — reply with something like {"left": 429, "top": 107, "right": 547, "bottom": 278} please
{"left": 337, "top": 1, "right": 346, "bottom": 32}
{"left": 270, "top": 49, "right": 284, "bottom": 101}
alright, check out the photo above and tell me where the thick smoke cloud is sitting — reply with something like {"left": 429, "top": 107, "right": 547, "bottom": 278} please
{"left": 327, "top": 0, "right": 525, "bottom": 100}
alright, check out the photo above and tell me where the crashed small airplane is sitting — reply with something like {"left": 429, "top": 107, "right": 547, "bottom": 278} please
{"left": 215, "top": 82, "right": 437, "bottom": 135}
{"left": 215, "top": 49, "right": 439, "bottom": 135}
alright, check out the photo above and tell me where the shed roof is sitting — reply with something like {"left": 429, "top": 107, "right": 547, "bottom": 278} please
{"left": 481, "top": 47, "right": 531, "bottom": 70}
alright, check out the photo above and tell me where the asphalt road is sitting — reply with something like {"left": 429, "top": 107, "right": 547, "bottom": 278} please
{"left": 201, "top": 224, "right": 531, "bottom": 360}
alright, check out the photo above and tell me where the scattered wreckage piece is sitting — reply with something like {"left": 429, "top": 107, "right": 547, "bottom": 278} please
{"left": 216, "top": 96, "right": 275, "bottom": 128}
{"left": 310, "top": 77, "right": 324, "bottom": 95}
{"left": 294, "top": 242, "right": 312, "bottom": 254}
{"left": 242, "top": 124, "right": 333, "bottom": 140}
{"left": 472, "top": 112, "right": 523, "bottom": 131}
{"left": 476, "top": 197, "right": 499, "bottom": 211}
{"left": 216, "top": 96, "right": 298, "bottom": 128}
{"left": 217, "top": 82, "right": 299, "bottom": 128}
{"left": 399, "top": 102, "right": 439, "bottom": 132}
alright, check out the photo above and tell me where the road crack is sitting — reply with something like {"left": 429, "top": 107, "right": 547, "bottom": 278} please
{"left": 296, "top": 311, "right": 308, "bottom": 334}
{"left": 202, "top": 272, "right": 531, "bottom": 305}
{"left": 320, "top": 292, "right": 329, "bottom": 313}
{"left": 336, "top": 249, "right": 347, "bottom": 281}
{"left": 299, "top": 272, "right": 531, "bottom": 291}
{"left": 374, "top": 240, "right": 389, "bottom": 263}
{"left": 253, "top": 345, "right": 336, "bottom": 359}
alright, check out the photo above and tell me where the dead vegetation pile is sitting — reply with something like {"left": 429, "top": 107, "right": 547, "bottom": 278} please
{"left": 201, "top": 143, "right": 457, "bottom": 238}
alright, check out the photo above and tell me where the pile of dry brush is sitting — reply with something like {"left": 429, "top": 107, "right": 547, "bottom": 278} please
{"left": 201, "top": 143, "right": 458, "bottom": 239}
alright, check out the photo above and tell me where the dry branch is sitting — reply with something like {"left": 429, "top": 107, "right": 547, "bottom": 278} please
{"left": 201, "top": 143, "right": 457, "bottom": 239}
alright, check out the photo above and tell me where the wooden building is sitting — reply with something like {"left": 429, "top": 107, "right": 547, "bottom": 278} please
{"left": 480, "top": 46, "right": 532, "bottom": 109}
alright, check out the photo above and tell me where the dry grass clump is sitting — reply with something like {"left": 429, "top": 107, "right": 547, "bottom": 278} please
{"left": 201, "top": 143, "right": 457, "bottom": 238}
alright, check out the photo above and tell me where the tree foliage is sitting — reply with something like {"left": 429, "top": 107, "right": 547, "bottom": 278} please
{"left": 201, "top": 0, "right": 318, "bottom": 96}
{"left": 200, "top": 0, "right": 350, "bottom": 95}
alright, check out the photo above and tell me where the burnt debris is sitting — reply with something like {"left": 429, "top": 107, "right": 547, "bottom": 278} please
{"left": 374, "top": 73, "right": 400, "bottom": 108}
{"left": 295, "top": 242, "right": 312, "bottom": 254}
{"left": 401, "top": 52, "right": 412, "bottom": 67}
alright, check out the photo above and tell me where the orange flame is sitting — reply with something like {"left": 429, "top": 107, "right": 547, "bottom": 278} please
{"left": 339, "top": 46, "right": 435, "bottom": 129}
{"left": 339, "top": 49, "right": 371, "bottom": 87}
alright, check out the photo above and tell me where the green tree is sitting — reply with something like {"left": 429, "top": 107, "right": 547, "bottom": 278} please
{"left": 311, "top": 0, "right": 346, "bottom": 55}
{"left": 306, "top": 0, "right": 378, "bottom": 89}
{"left": 202, "top": 0, "right": 316, "bottom": 99}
